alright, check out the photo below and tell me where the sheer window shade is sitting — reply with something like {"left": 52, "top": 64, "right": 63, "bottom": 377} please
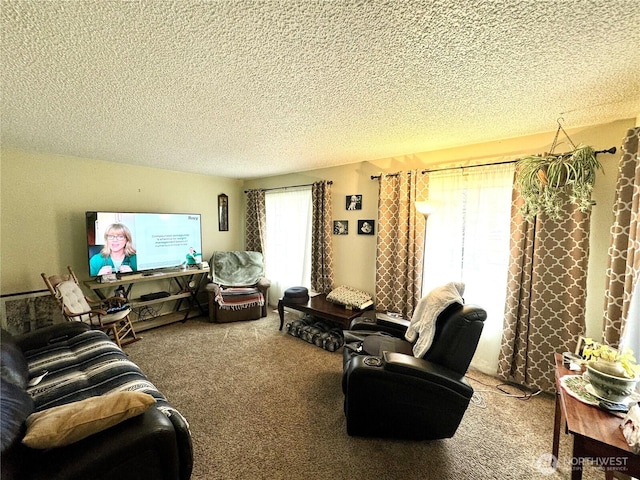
{"left": 265, "top": 188, "right": 312, "bottom": 303}
{"left": 423, "top": 163, "right": 514, "bottom": 374}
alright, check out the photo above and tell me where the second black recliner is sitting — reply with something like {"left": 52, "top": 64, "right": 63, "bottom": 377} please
{"left": 342, "top": 302, "right": 487, "bottom": 440}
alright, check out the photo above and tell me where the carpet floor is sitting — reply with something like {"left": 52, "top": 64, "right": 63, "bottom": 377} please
{"left": 126, "top": 310, "right": 609, "bottom": 480}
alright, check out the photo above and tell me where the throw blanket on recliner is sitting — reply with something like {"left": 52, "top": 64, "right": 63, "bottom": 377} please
{"left": 215, "top": 287, "right": 264, "bottom": 310}
{"left": 210, "top": 251, "right": 264, "bottom": 286}
{"left": 405, "top": 282, "right": 465, "bottom": 358}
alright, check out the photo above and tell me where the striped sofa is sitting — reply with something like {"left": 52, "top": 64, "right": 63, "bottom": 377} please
{"left": 1, "top": 322, "right": 192, "bottom": 480}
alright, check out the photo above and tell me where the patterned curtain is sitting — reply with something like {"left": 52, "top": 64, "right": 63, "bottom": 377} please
{"left": 497, "top": 190, "right": 590, "bottom": 392}
{"left": 603, "top": 127, "right": 640, "bottom": 346}
{"left": 310, "top": 181, "right": 334, "bottom": 294}
{"left": 245, "top": 189, "right": 266, "bottom": 254}
{"left": 375, "top": 170, "right": 428, "bottom": 318}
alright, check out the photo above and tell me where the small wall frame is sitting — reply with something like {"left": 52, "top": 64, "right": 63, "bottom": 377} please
{"left": 218, "top": 194, "right": 229, "bottom": 231}
{"left": 334, "top": 220, "right": 348, "bottom": 235}
{"left": 346, "top": 194, "right": 362, "bottom": 210}
{"left": 575, "top": 336, "right": 588, "bottom": 358}
{"left": 358, "top": 220, "right": 375, "bottom": 235}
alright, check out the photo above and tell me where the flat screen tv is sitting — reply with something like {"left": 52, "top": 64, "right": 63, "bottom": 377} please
{"left": 86, "top": 211, "right": 203, "bottom": 277}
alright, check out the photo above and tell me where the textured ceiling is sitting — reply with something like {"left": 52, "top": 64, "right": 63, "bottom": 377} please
{"left": 1, "top": 1, "right": 639, "bottom": 179}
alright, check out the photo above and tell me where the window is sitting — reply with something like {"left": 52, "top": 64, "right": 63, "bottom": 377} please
{"left": 423, "top": 163, "right": 514, "bottom": 374}
{"left": 264, "top": 187, "right": 312, "bottom": 302}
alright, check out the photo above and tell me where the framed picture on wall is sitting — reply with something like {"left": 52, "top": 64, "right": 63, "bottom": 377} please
{"left": 346, "top": 194, "right": 362, "bottom": 210}
{"left": 575, "top": 336, "right": 588, "bottom": 358}
{"left": 1, "top": 290, "right": 65, "bottom": 335}
{"left": 218, "top": 194, "right": 229, "bottom": 231}
{"left": 333, "top": 220, "right": 348, "bottom": 235}
{"left": 358, "top": 220, "right": 375, "bottom": 235}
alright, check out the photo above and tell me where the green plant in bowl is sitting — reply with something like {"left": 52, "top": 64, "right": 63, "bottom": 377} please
{"left": 582, "top": 339, "right": 640, "bottom": 378}
{"left": 582, "top": 339, "right": 640, "bottom": 402}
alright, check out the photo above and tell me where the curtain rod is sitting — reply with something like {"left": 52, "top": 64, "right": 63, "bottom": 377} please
{"left": 370, "top": 146, "right": 617, "bottom": 180}
{"left": 244, "top": 180, "right": 332, "bottom": 194}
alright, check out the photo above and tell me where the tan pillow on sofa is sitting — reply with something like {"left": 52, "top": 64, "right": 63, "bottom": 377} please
{"left": 22, "top": 391, "right": 156, "bottom": 448}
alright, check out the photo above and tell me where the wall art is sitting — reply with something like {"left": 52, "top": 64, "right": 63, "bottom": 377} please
{"left": 346, "top": 194, "right": 362, "bottom": 210}
{"left": 333, "top": 220, "right": 348, "bottom": 235}
{"left": 1, "top": 290, "right": 65, "bottom": 335}
{"left": 358, "top": 220, "right": 375, "bottom": 235}
{"left": 218, "top": 193, "right": 229, "bottom": 231}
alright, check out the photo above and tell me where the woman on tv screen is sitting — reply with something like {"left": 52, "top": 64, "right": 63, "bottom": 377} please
{"left": 89, "top": 223, "right": 137, "bottom": 276}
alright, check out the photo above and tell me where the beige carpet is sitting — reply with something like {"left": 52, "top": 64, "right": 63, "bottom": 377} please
{"left": 126, "top": 310, "right": 607, "bottom": 480}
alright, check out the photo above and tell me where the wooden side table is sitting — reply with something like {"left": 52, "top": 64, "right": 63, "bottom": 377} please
{"left": 553, "top": 353, "right": 640, "bottom": 479}
{"left": 277, "top": 293, "right": 372, "bottom": 330}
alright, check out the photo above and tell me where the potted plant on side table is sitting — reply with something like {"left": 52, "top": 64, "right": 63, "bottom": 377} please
{"left": 582, "top": 339, "right": 640, "bottom": 403}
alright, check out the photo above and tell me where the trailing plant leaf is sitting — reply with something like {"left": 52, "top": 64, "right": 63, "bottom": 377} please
{"left": 515, "top": 144, "right": 601, "bottom": 221}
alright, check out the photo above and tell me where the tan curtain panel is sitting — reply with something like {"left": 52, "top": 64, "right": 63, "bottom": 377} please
{"left": 245, "top": 189, "right": 266, "bottom": 254}
{"left": 603, "top": 127, "right": 640, "bottom": 346}
{"left": 311, "top": 181, "right": 334, "bottom": 294}
{"left": 498, "top": 190, "right": 590, "bottom": 392}
{"left": 375, "top": 170, "right": 428, "bottom": 317}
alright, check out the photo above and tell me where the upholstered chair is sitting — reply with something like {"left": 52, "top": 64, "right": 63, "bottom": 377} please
{"left": 205, "top": 251, "right": 270, "bottom": 323}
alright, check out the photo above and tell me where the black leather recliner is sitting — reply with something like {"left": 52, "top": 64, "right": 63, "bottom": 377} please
{"left": 342, "top": 303, "right": 487, "bottom": 440}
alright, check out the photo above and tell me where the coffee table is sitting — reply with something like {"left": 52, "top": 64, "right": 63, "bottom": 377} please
{"left": 277, "top": 293, "right": 372, "bottom": 330}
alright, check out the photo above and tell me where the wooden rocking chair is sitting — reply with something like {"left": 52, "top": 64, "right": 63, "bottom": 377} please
{"left": 41, "top": 266, "right": 139, "bottom": 348}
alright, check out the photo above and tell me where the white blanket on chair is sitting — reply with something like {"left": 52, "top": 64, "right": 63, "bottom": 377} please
{"left": 405, "top": 282, "right": 465, "bottom": 358}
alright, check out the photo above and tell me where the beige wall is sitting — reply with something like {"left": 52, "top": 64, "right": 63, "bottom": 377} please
{"left": 2, "top": 117, "right": 636, "bottom": 338}
{"left": 242, "top": 161, "right": 381, "bottom": 298}
{"left": 0, "top": 149, "right": 243, "bottom": 294}
{"left": 244, "top": 118, "right": 637, "bottom": 338}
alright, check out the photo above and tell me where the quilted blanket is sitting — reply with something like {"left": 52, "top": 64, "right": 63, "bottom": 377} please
{"left": 215, "top": 287, "right": 264, "bottom": 310}
{"left": 210, "top": 251, "right": 265, "bottom": 286}
{"left": 326, "top": 285, "right": 373, "bottom": 309}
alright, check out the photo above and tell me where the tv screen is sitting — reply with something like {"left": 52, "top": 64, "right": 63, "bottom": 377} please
{"left": 86, "top": 211, "right": 203, "bottom": 277}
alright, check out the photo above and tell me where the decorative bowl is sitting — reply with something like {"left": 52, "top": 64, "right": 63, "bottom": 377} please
{"left": 584, "top": 364, "right": 639, "bottom": 403}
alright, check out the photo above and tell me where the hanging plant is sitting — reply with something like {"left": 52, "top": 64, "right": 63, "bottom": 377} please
{"left": 515, "top": 144, "right": 603, "bottom": 221}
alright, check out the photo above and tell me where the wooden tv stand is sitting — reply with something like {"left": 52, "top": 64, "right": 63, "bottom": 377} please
{"left": 84, "top": 266, "right": 209, "bottom": 332}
